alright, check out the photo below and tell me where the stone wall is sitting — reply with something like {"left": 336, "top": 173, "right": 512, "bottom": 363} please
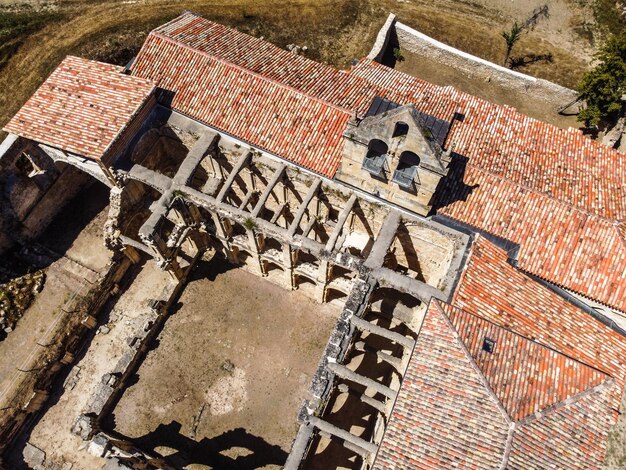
{"left": 0, "top": 135, "right": 93, "bottom": 255}
{"left": 393, "top": 21, "right": 579, "bottom": 108}
{"left": 0, "top": 256, "right": 132, "bottom": 457}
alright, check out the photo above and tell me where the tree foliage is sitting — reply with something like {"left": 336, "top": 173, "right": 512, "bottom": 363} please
{"left": 577, "top": 32, "right": 626, "bottom": 126}
{"left": 501, "top": 22, "right": 523, "bottom": 66}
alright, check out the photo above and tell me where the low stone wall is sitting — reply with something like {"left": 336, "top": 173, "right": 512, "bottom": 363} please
{"left": 366, "top": 13, "right": 397, "bottom": 62}
{"left": 71, "top": 253, "right": 201, "bottom": 469}
{"left": 0, "top": 255, "right": 132, "bottom": 457}
{"left": 393, "top": 21, "right": 579, "bottom": 108}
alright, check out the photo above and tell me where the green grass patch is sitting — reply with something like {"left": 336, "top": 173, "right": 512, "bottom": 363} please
{"left": 0, "top": 8, "right": 63, "bottom": 71}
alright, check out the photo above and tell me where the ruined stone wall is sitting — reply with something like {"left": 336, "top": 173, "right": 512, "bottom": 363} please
{"left": 0, "top": 256, "right": 132, "bottom": 457}
{"left": 0, "top": 137, "right": 93, "bottom": 254}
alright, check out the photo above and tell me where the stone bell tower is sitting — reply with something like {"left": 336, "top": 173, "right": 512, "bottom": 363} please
{"left": 335, "top": 97, "right": 453, "bottom": 216}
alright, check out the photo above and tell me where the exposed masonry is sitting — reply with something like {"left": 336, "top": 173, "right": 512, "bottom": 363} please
{"left": 40, "top": 104, "right": 468, "bottom": 468}
{"left": 3, "top": 12, "right": 623, "bottom": 470}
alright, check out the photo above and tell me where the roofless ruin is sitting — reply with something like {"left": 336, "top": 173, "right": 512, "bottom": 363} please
{"left": 1, "top": 11, "right": 626, "bottom": 470}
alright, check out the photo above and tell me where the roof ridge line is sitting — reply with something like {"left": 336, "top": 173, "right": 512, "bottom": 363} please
{"left": 432, "top": 299, "right": 513, "bottom": 424}
{"left": 362, "top": 59, "right": 626, "bottom": 160}
{"left": 149, "top": 31, "right": 354, "bottom": 116}
{"left": 498, "top": 422, "right": 516, "bottom": 470}
{"left": 444, "top": 300, "right": 614, "bottom": 378}
{"left": 151, "top": 10, "right": 196, "bottom": 35}
{"left": 614, "top": 222, "right": 626, "bottom": 250}
{"left": 515, "top": 265, "right": 626, "bottom": 316}
{"left": 515, "top": 377, "right": 616, "bottom": 427}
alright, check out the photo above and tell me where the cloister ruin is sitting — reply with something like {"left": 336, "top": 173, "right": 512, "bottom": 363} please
{"left": 2, "top": 11, "right": 626, "bottom": 470}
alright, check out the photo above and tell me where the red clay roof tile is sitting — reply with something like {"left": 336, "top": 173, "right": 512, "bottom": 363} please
{"left": 374, "top": 299, "right": 621, "bottom": 469}
{"left": 3, "top": 56, "right": 155, "bottom": 161}
{"left": 453, "top": 236, "right": 626, "bottom": 381}
{"left": 130, "top": 32, "right": 351, "bottom": 177}
{"left": 143, "top": 13, "right": 626, "bottom": 313}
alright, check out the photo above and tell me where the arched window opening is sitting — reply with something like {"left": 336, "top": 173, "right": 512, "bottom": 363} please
{"left": 393, "top": 121, "right": 409, "bottom": 138}
{"left": 362, "top": 139, "right": 389, "bottom": 178}
{"left": 392, "top": 151, "right": 420, "bottom": 190}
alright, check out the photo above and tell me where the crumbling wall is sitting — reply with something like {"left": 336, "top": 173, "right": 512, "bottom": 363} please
{"left": 0, "top": 136, "right": 93, "bottom": 254}
{"left": 0, "top": 256, "right": 132, "bottom": 456}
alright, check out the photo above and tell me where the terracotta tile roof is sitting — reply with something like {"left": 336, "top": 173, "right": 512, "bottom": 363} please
{"left": 508, "top": 383, "right": 620, "bottom": 470}
{"left": 350, "top": 59, "right": 626, "bottom": 222}
{"left": 150, "top": 11, "right": 377, "bottom": 111}
{"left": 349, "top": 61, "right": 626, "bottom": 312}
{"left": 453, "top": 236, "right": 626, "bottom": 381}
{"left": 3, "top": 56, "right": 155, "bottom": 162}
{"left": 374, "top": 299, "right": 621, "bottom": 469}
{"left": 146, "top": 13, "right": 626, "bottom": 312}
{"left": 441, "top": 301, "right": 611, "bottom": 420}
{"left": 130, "top": 28, "right": 351, "bottom": 177}
{"left": 439, "top": 165, "right": 626, "bottom": 311}
{"left": 374, "top": 300, "right": 510, "bottom": 470}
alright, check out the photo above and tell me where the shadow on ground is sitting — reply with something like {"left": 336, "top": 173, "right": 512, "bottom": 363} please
{"left": 127, "top": 421, "right": 288, "bottom": 469}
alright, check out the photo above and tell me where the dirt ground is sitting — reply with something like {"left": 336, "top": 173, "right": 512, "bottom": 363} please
{"left": 0, "top": 184, "right": 112, "bottom": 413}
{"left": 395, "top": 50, "right": 580, "bottom": 129}
{"left": 111, "top": 258, "right": 339, "bottom": 469}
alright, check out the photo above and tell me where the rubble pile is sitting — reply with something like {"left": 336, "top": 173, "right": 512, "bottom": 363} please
{"left": 0, "top": 270, "right": 45, "bottom": 337}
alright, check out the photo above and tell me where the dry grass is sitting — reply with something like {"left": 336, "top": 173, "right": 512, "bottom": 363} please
{"left": 0, "top": 0, "right": 599, "bottom": 132}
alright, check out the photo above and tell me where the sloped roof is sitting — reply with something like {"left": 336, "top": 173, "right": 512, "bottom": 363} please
{"left": 149, "top": 11, "right": 376, "bottom": 110}
{"left": 154, "top": 12, "right": 626, "bottom": 220}
{"left": 3, "top": 56, "right": 155, "bottom": 161}
{"left": 350, "top": 59, "right": 626, "bottom": 221}
{"left": 374, "top": 299, "right": 621, "bottom": 469}
{"left": 453, "top": 236, "right": 626, "bottom": 381}
{"left": 442, "top": 301, "right": 610, "bottom": 421}
{"left": 374, "top": 300, "right": 510, "bottom": 470}
{"left": 351, "top": 61, "right": 626, "bottom": 313}
{"left": 141, "top": 12, "right": 626, "bottom": 313}
{"left": 131, "top": 27, "right": 351, "bottom": 177}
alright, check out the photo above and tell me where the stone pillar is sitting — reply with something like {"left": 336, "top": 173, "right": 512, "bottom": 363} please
{"left": 211, "top": 211, "right": 229, "bottom": 239}
{"left": 316, "top": 260, "right": 330, "bottom": 303}
{"left": 246, "top": 228, "right": 263, "bottom": 276}
{"left": 283, "top": 245, "right": 295, "bottom": 289}
{"left": 242, "top": 167, "right": 255, "bottom": 193}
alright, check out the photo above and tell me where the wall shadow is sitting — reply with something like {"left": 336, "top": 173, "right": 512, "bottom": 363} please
{"left": 126, "top": 421, "right": 288, "bottom": 469}
{"left": 1, "top": 181, "right": 109, "bottom": 281}
{"left": 187, "top": 253, "right": 237, "bottom": 283}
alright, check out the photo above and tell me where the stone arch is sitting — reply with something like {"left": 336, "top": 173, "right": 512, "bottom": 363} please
{"left": 393, "top": 121, "right": 409, "bottom": 138}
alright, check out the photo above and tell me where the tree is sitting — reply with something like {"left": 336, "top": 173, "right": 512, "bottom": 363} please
{"left": 502, "top": 22, "right": 523, "bottom": 66}
{"left": 500, "top": 6, "right": 549, "bottom": 68}
{"left": 577, "top": 32, "right": 626, "bottom": 127}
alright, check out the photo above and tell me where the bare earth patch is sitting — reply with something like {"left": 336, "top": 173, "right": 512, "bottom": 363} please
{"left": 111, "top": 258, "right": 339, "bottom": 469}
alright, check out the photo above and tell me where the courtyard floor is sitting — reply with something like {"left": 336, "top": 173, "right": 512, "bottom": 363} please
{"left": 110, "top": 257, "right": 340, "bottom": 469}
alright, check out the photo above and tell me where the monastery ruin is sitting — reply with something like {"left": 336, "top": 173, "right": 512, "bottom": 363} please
{"left": 1, "top": 11, "right": 626, "bottom": 470}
